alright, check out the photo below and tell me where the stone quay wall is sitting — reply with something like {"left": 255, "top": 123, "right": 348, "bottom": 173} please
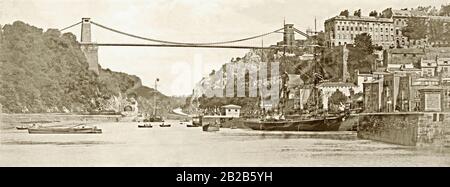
{"left": 358, "top": 112, "right": 450, "bottom": 147}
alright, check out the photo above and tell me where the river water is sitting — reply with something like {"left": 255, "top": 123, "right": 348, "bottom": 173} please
{"left": 1, "top": 120, "right": 450, "bottom": 166}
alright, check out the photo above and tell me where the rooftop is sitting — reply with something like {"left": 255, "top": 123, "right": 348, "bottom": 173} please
{"left": 318, "top": 82, "right": 356, "bottom": 88}
{"left": 325, "top": 15, "right": 393, "bottom": 23}
{"left": 221, "top": 104, "right": 242, "bottom": 109}
{"left": 387, "top": 48, "right": 425, "bottom": 54}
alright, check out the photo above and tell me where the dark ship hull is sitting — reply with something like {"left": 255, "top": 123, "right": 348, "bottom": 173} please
{"left": 243, "top": 116, "right": 344, "bottom": 131}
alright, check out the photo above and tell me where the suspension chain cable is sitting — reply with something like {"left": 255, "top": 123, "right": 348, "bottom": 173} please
{"left": 60, "top": 21, "right": 82, "bottom": 32}
{"left": 90, "top": 21, "right": 283, "bottom": 46}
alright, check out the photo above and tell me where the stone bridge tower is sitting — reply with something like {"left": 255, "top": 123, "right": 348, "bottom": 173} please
{"left": 283, "top": 24, "right": 295, "bottom": 47}
{"left": 80, "top": 18, "right": 99, "bottom": 75}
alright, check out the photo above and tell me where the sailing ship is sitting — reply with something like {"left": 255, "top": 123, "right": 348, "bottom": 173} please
{"left": 146, "top": 78, "right": 165, "bottom": 122}
{"left": 244, "top": 43, "right": 346, "bottom": 131}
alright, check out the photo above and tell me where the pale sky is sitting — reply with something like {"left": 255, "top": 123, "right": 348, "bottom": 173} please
{"left": 1, "top": 0, "right": 448, "bottom": 96}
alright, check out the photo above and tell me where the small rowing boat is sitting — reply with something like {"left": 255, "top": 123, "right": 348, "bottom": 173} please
{"left": 138, "top": 123, "right": 153, "bottom": 128}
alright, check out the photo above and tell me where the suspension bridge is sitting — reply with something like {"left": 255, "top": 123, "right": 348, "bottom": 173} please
{"left": 60, "top": 18, "right": 315, "bottom": 74}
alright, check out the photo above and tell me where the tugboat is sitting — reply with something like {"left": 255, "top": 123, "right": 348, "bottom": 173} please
{"left": 28, "top": 124, "right": 102, "bottom": 134}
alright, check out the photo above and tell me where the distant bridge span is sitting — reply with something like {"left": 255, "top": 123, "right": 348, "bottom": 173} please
{"left": 94, "top": 43, "right": 275, "bottom": 49}
{"left": 61, "top": 18, "right": 314, "bottom": 75}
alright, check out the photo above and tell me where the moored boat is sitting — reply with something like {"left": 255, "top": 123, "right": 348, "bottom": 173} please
{"left": 16, "top": 126, "right": 29, "bottom": 130}
{"left": 186, "top": 124, "right": 200, "bottom": 127}
{"left": 138, "top": 123, "right": 153, "bottom": 128}
{"left": 202, "top": 123, "right": 220, "bottom": 132}
{"left": 28, "top": 124, "right": 102, "bottom": 134}
{"left": 243, "top": 115, "right": 345, "bottom": 131}
{"left": 159, "top": 123, "right": 171, "bottom": 127}
{"left": 201, "top": 116, "right": 222, "bottom": 132}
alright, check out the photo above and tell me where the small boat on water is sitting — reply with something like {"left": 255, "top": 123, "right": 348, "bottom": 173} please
{"left": 16, "top": 125, "right": 29, "bottom": 130}
{"left": 201, "top": 116, "right": 221, "bottom": 132}
{"left": 28, "top": 124, "right": 102, "bottom": 134}
{"left": 159, "top": 123, "right": 171, "bottom": 127}
{"left": 202, "top": 123, "right": 220, "bottom": 132}
{"left": 186, "top": 124, "right": 200, "bottom": 127}
{"left": 138, "top": 123, "right": 153, "bottom": 128}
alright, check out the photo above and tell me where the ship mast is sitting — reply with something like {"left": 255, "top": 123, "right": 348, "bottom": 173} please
{"left": 153, "top": 78, "right": 159, "bottom": 116}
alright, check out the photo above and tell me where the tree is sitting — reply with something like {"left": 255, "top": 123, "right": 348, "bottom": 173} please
{"left": 439, "top": 4, "right": 450, "bottom": 16}
{"left": 354, "top": 9, "right": 361, "bottom": 17}
{"left": 339, "top": 10, "right": 349, "bottom": 17}
{"left": 381, "top": 8, "right": 393, "bottom": 18}
{"left": 354, "top": 33, "right": 374, "bottom": 55}
{"left": 369, "top": 10, "right": 378, "bottom": 17}
{"left": 209, "top": 69, "right": 216, "bottom": 76}
{"left": 429, "top": 19, "right": 450, "bottom": 46}
{"left": 329, "top": 89, "right": 348, "bottom": 112}
{"left": 402, "top": 17, "right": 427, "bottom": 42}
{"left": 347, "top": 34, "right": 377, "bottom": 75}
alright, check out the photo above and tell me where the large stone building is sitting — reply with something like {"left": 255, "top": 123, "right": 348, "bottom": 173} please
{"left": 324, "top": 15, "right": 395, "bottom": 48}
{"left": 381, "top": 8, "right": 429, "bottom": 48}
{"left": 325, "top": 9, "right": 450, "bottom": 49}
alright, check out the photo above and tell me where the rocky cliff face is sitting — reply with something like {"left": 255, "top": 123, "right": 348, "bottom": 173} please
{"left": 191, "top": 50, "right": 262, "bottom": 101}
{"left": 0, "top": 21, "right": 171, "bottom": 114}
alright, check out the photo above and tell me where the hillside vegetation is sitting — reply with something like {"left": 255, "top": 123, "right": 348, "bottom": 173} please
{"left": 0, "top": 21, "right": 174, "bottom": 114}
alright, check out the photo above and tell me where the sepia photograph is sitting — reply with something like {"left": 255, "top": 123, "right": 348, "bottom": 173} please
{"left": 1, "top": 0, "right": 450, "bottom": 171}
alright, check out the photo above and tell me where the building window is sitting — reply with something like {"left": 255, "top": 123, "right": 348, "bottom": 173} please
{"left": 235, "top": 109, "right": 238, "bottom": 112}
{"left": 403, "top": 54, "right": 407, "bottom": 57}
{"left": 347, "top": 26, "right": 349, "bottom": 31}
{"left": 350, "top": 27, "right": 353, "bottom": 31}
{"left": 337, "top": 26, "right": 340, "bottom": 31}
{"left": 413, "top": 54, "right": 416, "bottom": 57}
